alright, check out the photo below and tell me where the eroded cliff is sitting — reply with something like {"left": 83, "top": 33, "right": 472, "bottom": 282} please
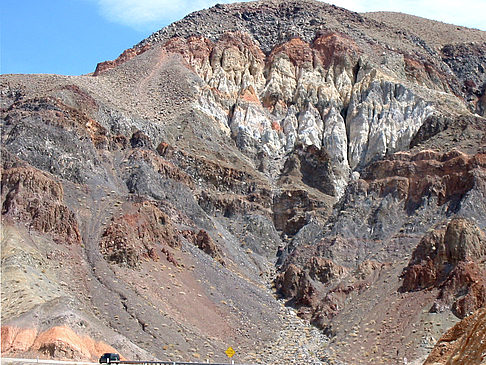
{"left": 1, "top": 1, "right": 486, "bottom": 364}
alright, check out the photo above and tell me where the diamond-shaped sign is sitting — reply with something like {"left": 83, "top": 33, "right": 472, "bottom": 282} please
{"left": 225, "top": 346, "right": 235, "bottom": 358}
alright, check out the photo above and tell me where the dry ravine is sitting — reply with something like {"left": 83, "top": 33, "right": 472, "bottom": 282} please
{"left": 1, "top": 1, "right": 486, "bottom": 364}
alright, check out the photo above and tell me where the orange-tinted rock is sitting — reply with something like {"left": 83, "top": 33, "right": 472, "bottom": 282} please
{"left": 267, "top": 32, "right": 359, "bottom": 70}
{"left": 313, "top": 31, "right": 360, "bottom": 69}
{"left": 1, "top": 326, "right": 17, "bottom": 352}
{"left": 239, "top": 85, "right": 261, "bottom": 104}
{"left": 354, "top": 260, "right": 389, "bottom": 280}
{"left": 93, "top": 44, "right": 152, "bottom": 76}
{"left": 215, "top": 31, "right": 265, "bottom": 62}
{"left": 306, "top": 257, "right": 347, "bottom": 283}
{"left": 442, "top": 261, "right": 486, "bottom": 318}
{"left": 1, "top": 326, "right": 118, "bottom": 361}
{"left": 163, "top": 32, "right": 265, "bottom": 80}
{"left": 34, "top": 326, "right": 119, "bottom": 361}
{"left": 403, "top": 54, "right": 453, "bottom": 93}
{"left": 1, "top": 327, "right": 37, "bottom": 353}
{"left": 268, "top": 37, "right": 313, "bottom": 67}
{"left": 164, "top": 36, "right": 214, "bottom": 67}
{"left": 276, "top": 263, "right": 316, "bottom": 308}
{"left": 424, "top": 308, "right": 486, "bottom": 364}
{"left": 1, "top": 166, "right": 81, "bottom": 245}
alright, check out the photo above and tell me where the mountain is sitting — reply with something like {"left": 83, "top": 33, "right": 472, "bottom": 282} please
{"left": 1, "top": 0, "right": 485, "bottom": 364}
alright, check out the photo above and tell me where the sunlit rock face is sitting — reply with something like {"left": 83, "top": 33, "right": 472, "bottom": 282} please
{"left": 2, "top": 0, "right": 486, "bottom": 363}
{"left": 165, "top": 30, "right": 440, "bottom": 198}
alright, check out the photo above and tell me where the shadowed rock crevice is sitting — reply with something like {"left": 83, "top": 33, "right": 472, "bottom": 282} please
{"left": 1, "top": 1, "right": 486, "bottom": 363}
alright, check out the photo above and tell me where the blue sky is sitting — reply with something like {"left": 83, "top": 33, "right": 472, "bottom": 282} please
{"left": 1, "top": 0, "right": 150, "bottom": 75}
{"left": 1, "top": 0, "right": 485, "bottom": 76}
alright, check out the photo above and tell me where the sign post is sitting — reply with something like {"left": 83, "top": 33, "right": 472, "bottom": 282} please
{"left": 225, "top": 347, "right": 235, "bottom": 364}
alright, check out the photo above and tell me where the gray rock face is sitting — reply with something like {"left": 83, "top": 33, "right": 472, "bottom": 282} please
{"left": 2, "top": 1, "right": 486, "bottom": 364}
{"left": 441, "top": 42, "right": 486, "bottom": 107}
{"left": 3, "top": 99, "right": 108, "bottom": 185}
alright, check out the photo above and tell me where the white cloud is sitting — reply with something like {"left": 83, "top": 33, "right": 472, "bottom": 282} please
{"left": 94, "top": 0, "right": 245, "bottom": 31}
{"left": 93, "top": 0, "right": 486, "bottom": 31}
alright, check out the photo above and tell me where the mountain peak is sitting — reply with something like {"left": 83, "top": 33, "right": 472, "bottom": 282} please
{"left": 1, "top": 0, "right": 485, "bottom": 363}
{"left": 137, "top": 0, "right": 366, "bottom": 52}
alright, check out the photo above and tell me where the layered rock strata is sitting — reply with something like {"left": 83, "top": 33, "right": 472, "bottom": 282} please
{"left": 1, "top": 326, "right": 119, "bottom": 361}
{"left": 424, "top": 308, "right": 486, "bottom": 365}
{"left": 1, "top": 0, "right": 486, "bottom": 363}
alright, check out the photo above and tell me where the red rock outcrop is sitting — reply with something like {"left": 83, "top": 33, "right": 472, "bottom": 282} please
{"left": 163, "top": 36, "right": 215, "bottom": 74}
{"left": 403, "top": 54, "right": 453, "bottom": 93}
{"left": 361, "top": 150, "right": 486, "bottom": 207}
{"left": 312, "top": 31, "right": 360, "bottom": 69}
{"left": 3, "top": 1, "right": 486, "bottom": 363}
{"left": 272, "top": 189, "right": 317, "bottom": 236}
{"left": 181, "top": 229, "right": 225, "bottom": 265}
{"left": 162, "top": 31, "right": 266, "bottom": 91}
{"left": 312, "top": 260, "right": 390, "bottom": 324}
{"left": 424, "top": 308, "right": 486, "bottom": 364}
{"left": 1, "top": 326, "right": 119, "bottom": 361}
{"left": 1, "top": 165, "right": 81, "bottom": 245}
{"left": 401, "top": 218, "right": 486, "bottom": 318}
{"left": 1, "top": 326, "right": 38, "bottom": 353}
{"left": 99, "top": 201, "right": 180, "bottom": 267}
{"left": 276, "top": 264, "right": 314, "bottom": 306}
{"left": 93, "top": 44, "right": 152, "bottom": 76}
{"left": 276, "top": 252, "right": 392, "bottom": 326}
{"left": 268, "top": 37, "right": 313, "bottom": 67}
{"left": 164, "top": 36, "right": 213, "bottom": 62}
{"left": 307, "top": 257, "right": 347, "bottom": 284}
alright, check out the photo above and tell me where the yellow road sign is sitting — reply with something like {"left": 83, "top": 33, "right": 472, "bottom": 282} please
{"left": 225, "top": 347, "right": 235, "bottom": 358}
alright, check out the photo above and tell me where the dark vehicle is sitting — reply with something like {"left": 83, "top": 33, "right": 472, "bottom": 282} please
{"left": 99, "top": 353, "right": 120, "bottom": 363}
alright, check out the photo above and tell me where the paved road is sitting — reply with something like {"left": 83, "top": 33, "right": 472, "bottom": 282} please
{"left": 1, "top": 358, "right": 248, "bottom": 365}
{"left": 1, "top": 359, "right": 96, "bottom": 365}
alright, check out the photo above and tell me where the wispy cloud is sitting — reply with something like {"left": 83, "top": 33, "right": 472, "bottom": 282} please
{"left": 93, "top": 0, "right": 247, "bottom": 31}
{"left": 93, "top": 0, "right": 485, "bottom": 31}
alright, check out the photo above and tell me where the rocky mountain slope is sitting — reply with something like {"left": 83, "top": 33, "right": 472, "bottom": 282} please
{"left": 1, "top": 0, "right": 485, "bottom": 364}
{"left": 424, "top": 307, "right": 486, "bottom": 364}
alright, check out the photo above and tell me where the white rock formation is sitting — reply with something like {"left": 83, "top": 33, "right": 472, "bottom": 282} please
{"left": 346, "top": 80, "right": 434, "bottom": 169}
{"left": 174, "top": 34, "right": 435, "bottom": 197}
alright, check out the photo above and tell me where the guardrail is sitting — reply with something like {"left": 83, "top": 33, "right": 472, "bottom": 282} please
{"left": 1, "top": 358, "right": 256, "bottom": 365}
{"left": 1, "top": 359, "right": 96, "bottom": 365}
{"left": 120, "top": 361, "right": 238, "bottom": 365}
{"left": 120, "top": 361, "right": 243, "bottom": 365}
